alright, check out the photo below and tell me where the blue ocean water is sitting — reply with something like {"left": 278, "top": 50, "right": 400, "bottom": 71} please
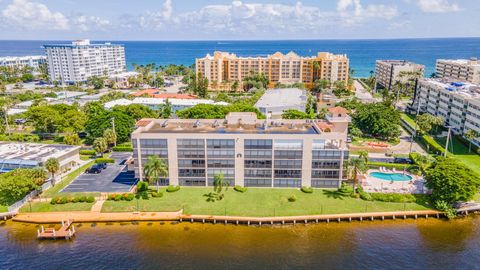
{"left": 0, "top": 38, "right": 479, "bottom": 77}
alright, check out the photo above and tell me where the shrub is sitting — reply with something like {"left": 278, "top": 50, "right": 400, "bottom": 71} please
{"left": 112, "top": 146, "right": 133, "bottom": 152}
{"left": 114, "top": 194, "right": 123, "bottom": 201}
{"left": 86, "top": 196, "right": 95, "bottom": 203}
{"left": 434, "top": 200, "right": 457, "bottom": 219}
{"left": 369, "top": 193, "right": 417, "bottom": 203}
{"left": 301, "top": 186, "right": 313, "bottom": 193}
{"left": 72, "top": 197, "right": 79, "bottom": 203}
{"left": 166, "top": 185, "right": 180, "bottom": 193}
{"left": 150, "top": 191, "right": 163, "bottom": 198}
{"left": 234, "top": 185, "right": 247, "bottom": 193}
{"left": 50, "top": 198, "right": 57, "bottom": 205}
{"left": 357, "top": 186, "right": 372, "bottom": 201}
{"left": 108, "top": 194, "right": 116, "bottom": 201}
{"left": 60, "top": 197, "right": 69, "bottom": 204}
{"left": 419, "top": 135, "right": 445, "bottom": 155}
{"left": 288, "top": 195, "right": 297, "bottom": 202}
{"left": 338, "top": 182, "right": 354, "bottom": 196}
{"left": 125, "top": 193, "right": 135, "bottom": 201}
{"left": 137, "top": 182, "right": 149, "bottom": 192}
{"left": 95, "top": 158, "right": 115, "bottom": 164}
{"left": 80, "top": 149, "right": 96, "bottom": 155}
{"left": 79, "top": 196, "right": 87, "bottom": 203}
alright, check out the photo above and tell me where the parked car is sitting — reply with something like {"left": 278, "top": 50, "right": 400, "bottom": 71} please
{"left": 346, "top": 136, "right": 352, "bottom": 143}
{"left": 85, "top": 164, "right": 102, "bottom": 174}
{"left": 98, "top": 163, "right": 108, "bottom": 170}
{"left": 14, "top": 118, "right": 27, "bottom": 125}
{"left": 394, "top": 157, "right": 413, "bottom": 164}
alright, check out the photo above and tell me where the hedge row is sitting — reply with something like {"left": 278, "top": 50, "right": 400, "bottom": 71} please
{"left": 79, "top": 149, "right": 96, "bottom": 155}
{"left": 357, "top": 187, "right": 417, "bottom": 203}
{"left": 50, "top": 196, "right": 95, "bottom": 205}
{"left": 95, "top": 158, "right": 115, "bottom": 164}
{"left": 234, "top": 185, "right": 247, "bottom": 193}
{"left": 166, "top": 185, "right": 180, "bottom": 192}
{"left": 367, "top": 162, "right": 409, "bottom": 170}
{"left": 112, "top": 146, "right": 133, "bottom": 152}
{"left": 301, "top": 186, "right": 313, "bottom": 193}
{"left": 419, "top": 135, "right": 445, "bottom": 155}
{"left": 107, "top": 193, "right": 135, "bottom": 201}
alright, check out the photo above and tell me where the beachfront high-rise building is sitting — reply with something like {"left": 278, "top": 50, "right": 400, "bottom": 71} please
{"left": 375, "top": 60, "right": 425, "bottom": 89}
{"left": 131, "top": 109, "right": 350, "bottom": 188}
{"left": 435, "top": 58, "right": 480, "bottom": 85}
{"left": 44, "top": 39, "right": 126, "bottom": 83}
{"left": 0, "top": 55, "right": 46, "bottom": 69}
{"left": 413, "top": 79, "right": 480, "bottom": 146}
{"left": 195, "top": 51, "right": 349, "bottom": 91}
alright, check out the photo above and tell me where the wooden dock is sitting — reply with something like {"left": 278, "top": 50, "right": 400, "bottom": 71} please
{"left": 37, "top": 220, "right": 76, "bottom": 240}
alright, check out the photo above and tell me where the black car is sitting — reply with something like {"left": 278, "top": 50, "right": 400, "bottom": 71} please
{"left": 85, "top": 164, "right": 102, "bottom": 174}
{"left": 394, "top": 157, "right": 413, "bottom": 164}
{"left": 98, "top": 162, "right": 108, "bottom": 169}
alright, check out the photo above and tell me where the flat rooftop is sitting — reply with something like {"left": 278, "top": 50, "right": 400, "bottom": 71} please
{"left": 0, "top": 143, "right": 79, "bottom": 163}
{"left": 255, "top": 88, "right": 307, "bottom": 109}
{"left": 422, "top": 79, "right": 480, "bottom": 99}
{"left": 134, "top": 112, "right": 349, "bottom": 136}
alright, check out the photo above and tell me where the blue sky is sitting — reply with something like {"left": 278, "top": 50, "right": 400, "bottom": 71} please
{"left": 0, "top": 0, "right": 478, "bottom": 40}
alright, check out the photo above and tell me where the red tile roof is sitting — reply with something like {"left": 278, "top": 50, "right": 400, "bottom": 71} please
{"left": 328, "top": 106, "right": 348, "bottom": 115}
{"left": 136, "top": 119, "right": 154, "bottom": 127}
{"left": 130, "top": 89, "right": 197, "bottom": 99}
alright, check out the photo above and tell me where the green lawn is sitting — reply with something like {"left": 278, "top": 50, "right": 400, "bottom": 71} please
{"left": 401, "top": 113, "right": 417, "bottom": 129}
{"left": 0, "top": 205, "right": 7, "bottom": 213}
{"left": 19, "top": 202, "right": 94, "bottom": 213}
{"left": 101, "top": 188, "right": 432, "bottom": 217}
{"left": 436, "top": 136, "right": 480, "bottom": 175}
{"left": 40, "top": 160, "right": 97, "bottom": 198}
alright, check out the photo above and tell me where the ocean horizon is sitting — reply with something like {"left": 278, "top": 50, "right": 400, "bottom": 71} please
{"left": 1, "top": 37, "right": 479, "bottom": 77}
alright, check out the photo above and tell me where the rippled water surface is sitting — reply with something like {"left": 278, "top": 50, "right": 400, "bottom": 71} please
{"left": 1, "top": 217, "right": 480, "bottom": 269}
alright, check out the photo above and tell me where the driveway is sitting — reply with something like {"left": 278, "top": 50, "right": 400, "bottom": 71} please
{"left": 62, "top": 152, "right": 136, "bottom": 193}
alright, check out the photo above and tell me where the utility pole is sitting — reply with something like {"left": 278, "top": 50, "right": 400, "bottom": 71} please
{"left": 111, "top": 117, "right": 117, "bottom": 147}
{"left": 444, "top": 126, "right": 451, "bottom": 157}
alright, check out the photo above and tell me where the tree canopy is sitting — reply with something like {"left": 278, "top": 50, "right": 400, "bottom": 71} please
{"left": 425, "top": 157, "right": 480, "bottom": 204}
{"left": 281, "top": 109, "right": 309, "bottom": 119}
{"left": 0, "top": 168, "right": 48, "bottom": 206}
{"left": 85, "top": 109, "right": 135, "bottom": 144}
{"left": 351, "top": 102, "right": 401, "bottom": 140}
{"left": 177, "top": 103, "right": 265, "bottom": 119}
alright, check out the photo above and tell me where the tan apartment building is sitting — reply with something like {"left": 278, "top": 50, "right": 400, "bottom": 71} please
{"left": 195, "top": 51, "right": 349, "bottom": 91}
{"left": 436, "top": 58, "right": 480, "bottom": 85}
{"left": 131, "top": 108, "right": 350, "bottom": 188}
{"left": 375, "top": 60, "right": 425, "bottom": 89}
{"left": 414, "top": 79, "right": 480, "bottom": 146}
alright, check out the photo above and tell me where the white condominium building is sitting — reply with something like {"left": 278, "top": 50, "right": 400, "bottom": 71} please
{"left": 375, "top": 60, "right": 425, "bottom": 89}
{"left": 414, "top": 79, "right": 480, "bottom": 146}
{"left": 0, "top": 55, "right": 46, "bottom": 69}
{"left": 44, "top": 39, "right": 126, "bottom": 83}
{"left": 436, "top": 58, "right": 480, "bottom": 84}
{"left": 196, "top": 51, "right": 349, "bottom": 91}
{"left": 131, "top": 109, "right": 350, "bottom": 188}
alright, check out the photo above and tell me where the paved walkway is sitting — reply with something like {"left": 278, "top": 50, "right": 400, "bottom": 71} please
{"left": 90, "top": 200, "right": 106, "bottom": 213}
{"left": 354, "top": 80, "right": 378, "bottom": 103}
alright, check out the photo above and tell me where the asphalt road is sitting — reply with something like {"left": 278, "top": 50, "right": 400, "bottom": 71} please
{"left": 62, "top": 152, "right": 136, "bottom": 193}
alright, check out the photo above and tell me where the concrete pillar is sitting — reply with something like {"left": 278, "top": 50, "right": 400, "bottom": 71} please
{"left": 301, "top": 138, "right": 313, "bottom": 187}
{"left": 234, "top": 137, "right": 245, "bottom": 187}
{"left": 167, "top": 138, "right": 179, "bottom": 186}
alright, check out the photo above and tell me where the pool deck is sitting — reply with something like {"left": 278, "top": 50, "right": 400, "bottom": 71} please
{"left": 361, "top": 169, "right": 427, "bottom": 194}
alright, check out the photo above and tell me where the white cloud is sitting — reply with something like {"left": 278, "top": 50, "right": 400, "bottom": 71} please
{"left": 337, "top": 0, "right": 399, "bottom": 26}
{"left": 73, "top": 15, "right": 111, "bottom": 32}
{"left": 2, "top": 0, "right": 69, "bottom": 30}
{"left": 416, "top": 0, "right": 460, "bottom": 13}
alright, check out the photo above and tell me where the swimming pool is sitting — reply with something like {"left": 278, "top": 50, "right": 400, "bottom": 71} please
{"left": 369, "top": 172, "right": 413, "bottom": 181}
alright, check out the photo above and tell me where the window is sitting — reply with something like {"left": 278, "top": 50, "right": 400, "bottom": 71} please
{"left": 245, "top": 179, "right": 272, "bottom": 187}
{"left": 274, "top": 179, "right": 301, "bottom": 188}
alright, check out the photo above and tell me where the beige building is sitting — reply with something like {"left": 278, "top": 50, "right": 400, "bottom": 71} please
{"left": 414, "top": 79, "right": 480, "bottom": 146}
{"left": 196, "top": 51, "right": 349, "bottom": 91}
{"left": 375, "top": 60, "right": 424, "bottom": 89}
{"left": 435, "top": 58, "right": 480, "bottom": 85}
{"left": 131, "top": 109, "right": 350, "bottom": 188}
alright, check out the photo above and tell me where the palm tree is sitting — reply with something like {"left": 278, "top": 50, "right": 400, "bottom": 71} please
{"left": 143, "top": 156, "right": 168, "bottom": 191}
{"left": 357, "top": 150, "right": 369, "bottom": 163}
{"left": 464, "top": 130, "right": 479, "bottom": 153}
{"left": 93, "top": 137, "right": 108, "bottom": 156}
{"left": 44, "top": 157, "right": 60, "bottom": 184}
{"left": 347, "top": 158, "right": 368, "bottom": 193}
{"left": 213, "top": 173, "right": 230, "bottom": 200}
{"left": 103, "top": 128, "right": 117, "bottom": 148}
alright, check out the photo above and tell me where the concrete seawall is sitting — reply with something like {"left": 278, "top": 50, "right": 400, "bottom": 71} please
{"left": 12, "top": 210, "right": 443, "bottom": 225}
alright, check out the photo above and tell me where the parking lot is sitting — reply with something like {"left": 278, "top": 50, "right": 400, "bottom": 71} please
{"left": 62, "top": 152, "right": 137, "bottom": 193}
